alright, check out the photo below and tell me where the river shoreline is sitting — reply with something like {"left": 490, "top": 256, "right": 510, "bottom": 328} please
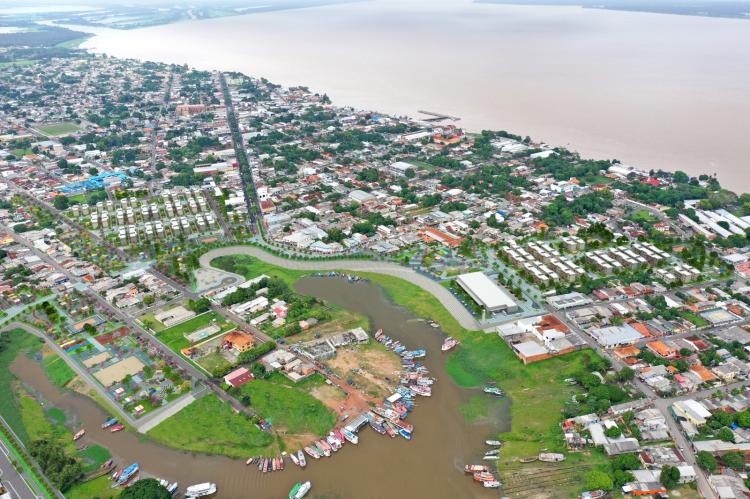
{"left": 4, "top": 272, "right": 506, "bottom": 499}
{"left": 70, "top": 1, "right": 750, "bottom": 192}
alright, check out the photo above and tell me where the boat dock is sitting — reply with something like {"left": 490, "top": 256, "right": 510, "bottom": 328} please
{"left": 344, "top": 414, "right": 369, "bottom": 433}
{"left": 417, "top": 110, "right": 461, "bottom": 122}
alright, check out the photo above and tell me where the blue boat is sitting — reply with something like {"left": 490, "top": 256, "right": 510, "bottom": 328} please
{"left": 112, "top": 463, "right": 139, "bottom": 488}
{"left": 398, "top": 427, "right": 412, "bottom": 440}
{"left": 101, "top": 417, "right": 118, "bottom": 429}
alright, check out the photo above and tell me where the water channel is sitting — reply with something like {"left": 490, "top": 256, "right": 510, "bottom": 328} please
{"left": 11, "top": 277, "right": 508, "bottom": 498}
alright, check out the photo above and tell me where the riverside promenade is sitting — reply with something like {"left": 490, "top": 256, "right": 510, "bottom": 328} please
{"left": 198, "top": 245, "right": 482, "bottom": 331}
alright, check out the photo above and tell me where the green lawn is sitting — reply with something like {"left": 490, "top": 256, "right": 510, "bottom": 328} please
{"left": 156, "top": 311, "right": 236, "bottom": 354}
{"left": 43, "top": 354, "right": 76, "bottom": 388}
{"left": 196, "top": 351, "right": 231, "bottom": 374}
{"left": 239, "top": 379, "right": 336, "bottom": 436}
{"left": 212, "top": 254, "right": 307, "bottom": 285}
{"left": 138, "top": 311, "right": 166, "bottom": 332}
{"left": 37, "top": 122, "right": 79, "bottom": 136}
{"left": 65, "top": 475, "right": 117, "bottom": 499}
{"left": 0, "top": 329, "right": 43, "bottom": 443}
{"left": 18, "top": 391, "right": 76, "bottom": 454}
{"left": 77, "top": 444, "right": 111, "bottom": 473}
{"left": 147, "top": 394, "right": 274, "bottom": 458}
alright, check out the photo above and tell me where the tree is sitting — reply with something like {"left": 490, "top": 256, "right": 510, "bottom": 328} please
{"left": 696, "top": 451, "right": 717, "bottom": 473}
{"left": 616, "top": 367, "right": 635, "bottom": 381}
{"left": 722, "top": 451, "right": 745, "bottom": 470}
{"left": 188, "top": 297, "right": 212, "bottom": 313}
{"left": 673, "top": 170, "right": 690, "bottom": 183}
{"left": 660, "top": 465, "right": 680, "bottom": 489}
{"left": 736, "top": 410, "right": 750, "bottom": 428}
{"left": 28, "top": 439, "right": 82, "bottom": 492}
{"left": 119, "top": 478, "right": 171, "bottom": 499}
{"left": 717, "top": 427, "right": 735, "bottom": 443}
{"left": 52, "top": 195, "right": 70, "bottom": 210}
{"left": 585, "top": 470, "right": 614, "bottom": 491}
{"left": 604, "top": 426, "right": 622, "bottom": 438}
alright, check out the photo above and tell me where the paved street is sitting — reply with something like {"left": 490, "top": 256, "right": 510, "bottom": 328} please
{"left": 198, "top": 245, "right": 483, "bottom": 330}
{"left": 0, "top": 436, "right": 41, "bottom": 499}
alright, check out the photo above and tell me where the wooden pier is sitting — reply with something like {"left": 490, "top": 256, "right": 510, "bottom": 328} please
{"left": 417, "top": 110, "right": 461, "bottom": 122}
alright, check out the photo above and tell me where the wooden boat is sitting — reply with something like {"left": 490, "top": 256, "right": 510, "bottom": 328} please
{"left": 464, "top": 464, "right": 489, "bottom": 473}
{"left": 73, "top": 429, "right": 86, "bottom": 441}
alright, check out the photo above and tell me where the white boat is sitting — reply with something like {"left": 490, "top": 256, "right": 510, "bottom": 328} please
{"left": 167, "top": 482, "right": 178, "bottom": 496}
{"left": 185, "top": 482, "right": 217, "bottom": 498}
{"left": 483, "top": 480, "right": 501, "bottom": 488}
{"left": 297, "top": 449, "right": 307, "bottom": 468}
{"left": 342, "top": 428, "right": 359, "bottom": 445}
{"left": 485, "top": 440, "right": 502, "bottom": 446}
{"left": 289, "top": 481, "right": 311, "bottom": 499}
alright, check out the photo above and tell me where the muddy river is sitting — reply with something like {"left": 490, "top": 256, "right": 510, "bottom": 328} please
{"left": 11, "top": 277, "right": 508, "bottom": 498}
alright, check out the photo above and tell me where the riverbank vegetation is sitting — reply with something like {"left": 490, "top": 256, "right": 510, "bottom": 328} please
{"left": 0, "top": 328, "right": 116, "bottom": 495}
{"left": 236, "top": 377, "right": 336, "bottom": 438}
{"left": 147, "top": 394, "right": 274, "bottom": 458}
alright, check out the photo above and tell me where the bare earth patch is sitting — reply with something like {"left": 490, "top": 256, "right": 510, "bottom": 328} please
{"left": 327, "top": 344, "right": 400, "bottom": 400}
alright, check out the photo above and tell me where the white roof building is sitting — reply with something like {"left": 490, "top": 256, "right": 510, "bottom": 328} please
{"left": 455, "top": 272, "right": 518, "bottom": 313}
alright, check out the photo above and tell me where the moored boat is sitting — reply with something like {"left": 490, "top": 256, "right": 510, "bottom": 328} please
{"left": 167, "top": 482, "right": 178, "bottom": 496}
{"left": 289, "top": 480, "right": 311, "bottom": 499}
{"left": 483, "top": 480, "right": 501, "bottom": 488}
{"left": 101, "top": 417, "right": 118, "bottom": 429}
{"left": 483, "top": 386, "right": 504, "bottom": 397}
{"left": 485, "top": 440, "right": 502, "bottom": 446}
{"left": 441, "top": 337, "right": 459, "bottom": 351}
{"left": 464, "top": 464, "right": 489, "bottom": 473}
{"left": 297, "top": 449, "right": 307, "bottom": 467}
{"left": 289, "top": 453, "right": 299, "bottom": 467}
{"left": 342, "top": 428, "right": 359, "bottom": 444}
{"left": 185, "top": 482, "right": 217, "bottom": 498}
{"left": 579, "top": 490, "right": 607, "bottom": 499}
{"left": 110, "top": 424, "right": 125, "bottom": 433}
{"left": 112, "top": 463, "right": 139, "bottom": 488}
{"left": 73, "top": 429, "right": 85, "bottom": 441}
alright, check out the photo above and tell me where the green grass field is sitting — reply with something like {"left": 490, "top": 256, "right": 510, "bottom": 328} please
{"left": 138, "top": 311, "right": 166, "bottom": 332}
{"left": 65, "top": 475, "right": 117, "bottom": 499}
{"left": 77, "top": 444, "right": 111, "bottom": 473}
{"left": 239, "top": 379, "right": 336, "bottom": 437}
{"left": 147, "top": 394, "right": 274, "bottom": 458}
{"left": 0, "top": 329, "right": 43, "bottom": 443}
{"left": 17, "top": 390, "right": 78, "bottom": 455}
{"left": 156, "top": 311, "right": 236, "bottom": 354}
{"left": 212, "top": 254, "right": 307, "bottom": 285}
{"left": 43, "top": 354, "right": 76, "bottom": 387}
{"left": 37, "top": 122, "right": 79, "bottom": 136}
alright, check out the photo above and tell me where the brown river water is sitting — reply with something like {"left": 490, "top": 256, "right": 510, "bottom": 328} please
{"left": 77, "top": 0, "right": 750, "bottom": 192}
{"left": 11, "top": 277, "right": 507, "bottom": 498}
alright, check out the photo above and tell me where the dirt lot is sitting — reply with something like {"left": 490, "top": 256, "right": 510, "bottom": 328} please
{"left": 326, "top": 344, "right": 400, "bottom": 400}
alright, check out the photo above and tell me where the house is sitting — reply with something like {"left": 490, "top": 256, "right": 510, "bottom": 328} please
{"left": 222, "top": 331, "right": 255, "bottom": 354}
{"left": 224, "top": 367, "right": 254, "bottom": 388}
{"left": 672, "top": 399, "right": 712, "bottom": 426}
